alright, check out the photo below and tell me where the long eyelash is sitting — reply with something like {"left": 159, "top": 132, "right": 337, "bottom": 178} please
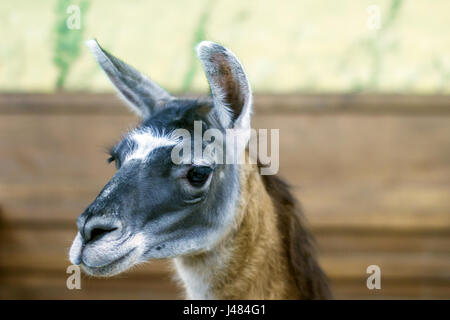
{"left": 105, "top": 145, "right": 117, "bottom": 164}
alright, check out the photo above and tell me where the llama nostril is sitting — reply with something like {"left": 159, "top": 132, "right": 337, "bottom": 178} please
{"left": 81, "top": 217, "right": 122, "bottom": 243}
{"left": 89, "top": 227, "right": 117, "bottom": 242}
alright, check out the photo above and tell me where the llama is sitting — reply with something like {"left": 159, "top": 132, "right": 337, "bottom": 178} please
{"left": 69, "top": 39, "right": 331, "bottom": 299}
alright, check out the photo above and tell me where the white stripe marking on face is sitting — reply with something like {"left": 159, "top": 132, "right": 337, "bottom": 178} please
{"left": 125, "top": 129, "right": 177, "bottom": 163}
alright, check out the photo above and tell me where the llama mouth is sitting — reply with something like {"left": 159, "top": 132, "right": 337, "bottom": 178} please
{"left": 81, "top": 247, "right": 138, "bottom": 276}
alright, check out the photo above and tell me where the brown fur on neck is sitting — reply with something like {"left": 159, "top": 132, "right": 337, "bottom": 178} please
{"left": 175, "top": 164, "right": 331, "bottom": 299}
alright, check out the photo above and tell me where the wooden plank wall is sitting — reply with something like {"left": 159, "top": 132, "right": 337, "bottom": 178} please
{"left": 0, "top": 93, "right": 449, "bottom": 299}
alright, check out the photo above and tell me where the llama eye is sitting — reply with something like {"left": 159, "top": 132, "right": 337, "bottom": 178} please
{"left": 186, "top": 166, "right": 213, "bottom": 187}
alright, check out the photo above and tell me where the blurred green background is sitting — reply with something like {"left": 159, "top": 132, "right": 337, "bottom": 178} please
{"left": 1, "top": 0, "right": 449, "bottom": 94}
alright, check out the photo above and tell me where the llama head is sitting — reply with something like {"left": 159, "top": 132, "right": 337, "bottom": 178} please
{"left": 69, "top": 40, "right": 253, "bottom": 276}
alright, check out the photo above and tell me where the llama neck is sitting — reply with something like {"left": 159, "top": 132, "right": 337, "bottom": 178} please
{"left": 173, "top": 164, "right": 301, "bottom": 299}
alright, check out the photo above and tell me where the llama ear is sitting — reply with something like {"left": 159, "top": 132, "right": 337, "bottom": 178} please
{"left": 86, "top": 39, "right": 172, "bottom": 118}
{"left": 196, "top": 41, "right": 253, "bottom": 130}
